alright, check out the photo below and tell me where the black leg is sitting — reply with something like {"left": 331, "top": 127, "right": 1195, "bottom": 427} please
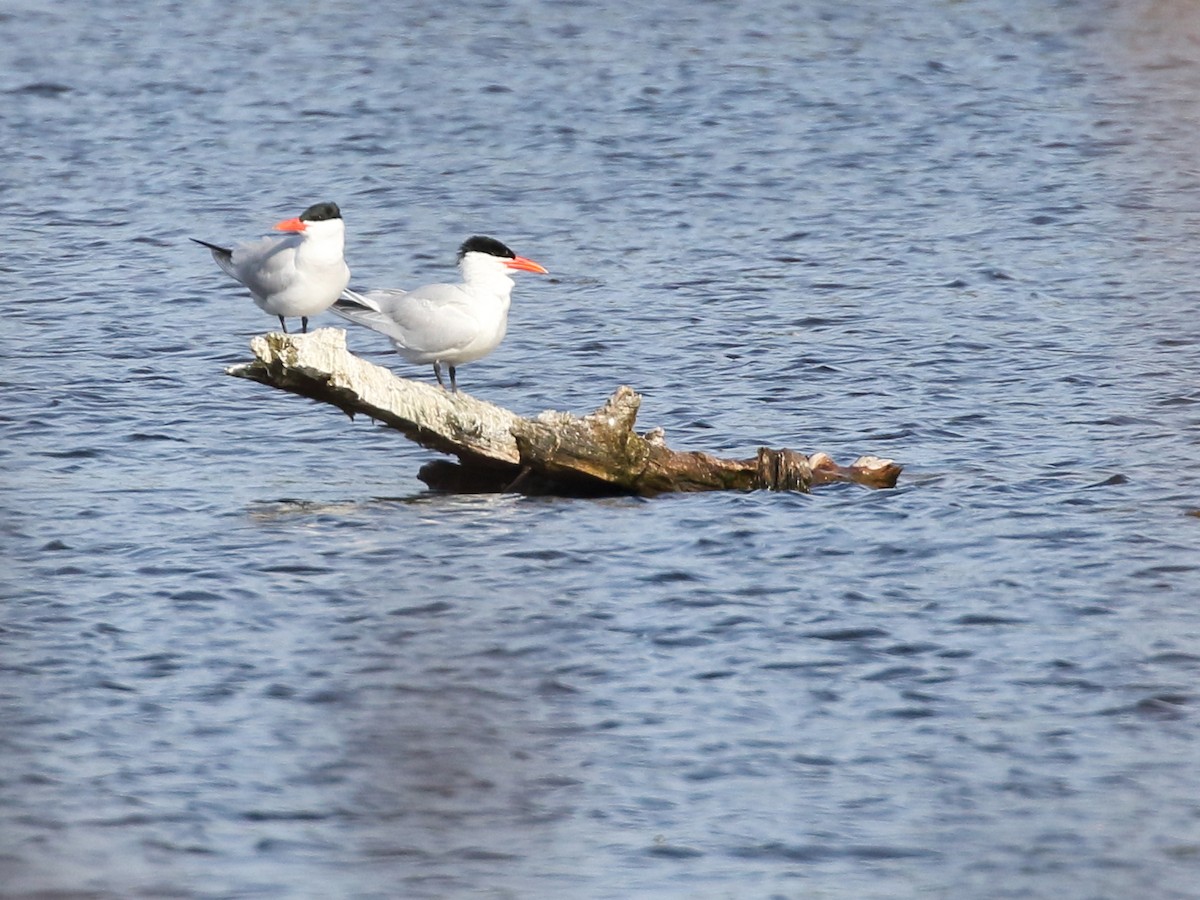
{"left": 278, "top": 315, "right": 288, "bottom": 333}
{"left": 301, "top": 316, "right": 309, "bottom": 333}
{"left": 449, "top": 366, "right": 458, "bottom": 393}
{"left": 433, "top": 362, "right": 446, "bottom": 390}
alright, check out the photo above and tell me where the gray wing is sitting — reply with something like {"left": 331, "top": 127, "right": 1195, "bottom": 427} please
{"left": 193, "top": 233, "right": 299, "bottom": 298}
{"left": 228, "top": 234, "right": 298, "bottom": 298}
{"left": 332, "top": 284, "right": 481, "bottom": 358}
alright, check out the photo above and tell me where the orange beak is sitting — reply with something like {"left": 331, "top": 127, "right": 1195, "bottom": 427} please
{"left": 274, "top": 217, "right": 307, "bottom": 232}
{"left": 505, "top": 255, "right": 548, "bottom": 274}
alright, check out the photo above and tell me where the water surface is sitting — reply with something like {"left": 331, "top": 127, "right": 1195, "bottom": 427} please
{"left": 3, "top": 0, "right": 1200, "bottom": 897}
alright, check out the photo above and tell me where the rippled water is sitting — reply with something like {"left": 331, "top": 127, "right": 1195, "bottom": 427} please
{"left": 4, "top": 0, "right": 1200, "bottom": 897}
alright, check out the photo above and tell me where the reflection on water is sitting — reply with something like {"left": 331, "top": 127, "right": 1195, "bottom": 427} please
{"left": 3, "top": 0, "right": 1200, "bottom": 897}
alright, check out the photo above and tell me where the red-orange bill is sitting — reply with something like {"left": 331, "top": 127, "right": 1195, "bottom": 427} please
{"left": 274, "top": 217, "right": 307, "bottom": 232}
{"left": 506, "top": 256, "right": 548, "bottom": 274}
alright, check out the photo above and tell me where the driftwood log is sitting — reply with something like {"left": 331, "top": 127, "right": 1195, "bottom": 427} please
{"left": 226, "top": 329, "right": 901, "bottom": 496}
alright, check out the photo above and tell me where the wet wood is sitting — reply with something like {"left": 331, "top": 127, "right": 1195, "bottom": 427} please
{"left": 226, "top": 329, "right": 901, "bottom": 495}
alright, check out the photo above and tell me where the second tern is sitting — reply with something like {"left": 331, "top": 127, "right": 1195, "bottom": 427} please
{"left": 331, "top": 235, "right": 548, "bottom": 392}
{"left": 192, "top": 201, "right": 351, "bottom": 334}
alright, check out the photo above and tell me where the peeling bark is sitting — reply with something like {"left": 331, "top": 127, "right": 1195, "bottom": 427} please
{"left": 226, "top": 329, "right": 901, "bottom": 495}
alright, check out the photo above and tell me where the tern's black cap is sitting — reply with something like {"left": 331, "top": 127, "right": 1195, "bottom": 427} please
{"left": 299, "top": 202, "right": 342, "bottom": 222}
{"left": 458, "top": 235, "right": 516, "bottom": 261}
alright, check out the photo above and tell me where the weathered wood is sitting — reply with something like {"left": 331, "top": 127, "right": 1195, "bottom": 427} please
{"left": 226, "top": 329, "right": 901, "bottom": 495}
{"left": 227, "top": 330, "right": 521, "bottom": 468}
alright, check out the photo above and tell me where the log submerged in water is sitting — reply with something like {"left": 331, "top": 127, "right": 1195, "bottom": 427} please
{"left": 225, "top": 329, "right": 901, "bottom": 496}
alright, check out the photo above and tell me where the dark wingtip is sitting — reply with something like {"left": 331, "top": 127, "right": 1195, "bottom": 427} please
{"left": 191, "top": 237, "right": 232, "bottom": 256}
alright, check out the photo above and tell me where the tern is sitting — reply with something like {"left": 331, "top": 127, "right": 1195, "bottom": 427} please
{"left": 331, "top": 235, "right": 548, "bottom": 392}
{"left": 192, "top": 201, "right": 351, "bottom": 333}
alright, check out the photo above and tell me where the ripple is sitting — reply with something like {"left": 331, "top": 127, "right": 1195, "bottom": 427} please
{"left": 731, "top": 841, "right": 938, "bottom": 862}
{"left": 6, "top": 81, "right": 73, "bottom": 96}
{"left": 954, "top": 614, "right": 1027, "bottom": 626}
{"left": 388, "top": 601, "right": 454, "bottom": 616}
{"left": 805, "top": 627, "right": 890, "bottom": 641}
{"left": 647, "top": 842, "right": 705, "bottom": 859}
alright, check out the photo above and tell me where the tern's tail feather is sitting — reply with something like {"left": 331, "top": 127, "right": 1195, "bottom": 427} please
{"left": 331, "top": 288, "right": 410, "bottom": 342}
{"left": 191, "top": 238, "right": 236, "bottom": 278}
{"left": 336, "top": 287, "right": 384, "bottom": 313}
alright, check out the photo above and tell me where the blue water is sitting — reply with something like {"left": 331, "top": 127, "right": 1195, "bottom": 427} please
{"left": 3, "top": 0, "right": 1200, "bottom": 897}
